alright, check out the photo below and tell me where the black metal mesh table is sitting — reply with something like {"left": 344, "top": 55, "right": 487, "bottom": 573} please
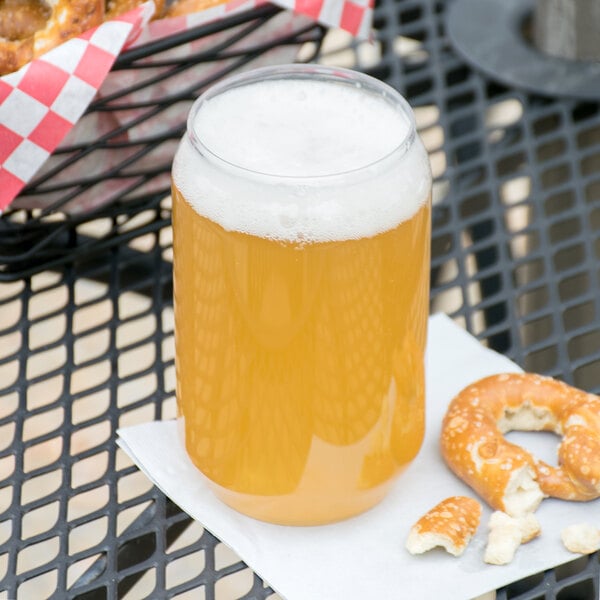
{"left": 1, "top": 0, "right": 600, "bottom": 598}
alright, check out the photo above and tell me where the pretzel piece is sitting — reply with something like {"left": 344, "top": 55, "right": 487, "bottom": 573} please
{"left": 35, "top": 1, "right": 103, "bottom": 56}
{"left": 405, "top": 496, "right": 482, "bottom": 557}
{"left": 0, "top": 0, "right": 104, "bottom": 75}
{"left": 484, "top": 511, "right": 541, "bottom": 565}
{"left": 561, "top": 524, "right": 600, "bottom": 554}
{"left": 0, "top": 1, "right": 51, "bottom": 40}
{"left": 441, "top": 373, "right": 600, "bottom": 516}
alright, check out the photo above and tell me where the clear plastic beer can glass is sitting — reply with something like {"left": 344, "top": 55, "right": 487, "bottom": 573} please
{"left": 171, "top": 64, "right": 432, "bottom": 526}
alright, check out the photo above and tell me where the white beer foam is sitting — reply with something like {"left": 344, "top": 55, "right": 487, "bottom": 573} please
{"left": 173, "top": 78, "right": 431, "bottom": 243}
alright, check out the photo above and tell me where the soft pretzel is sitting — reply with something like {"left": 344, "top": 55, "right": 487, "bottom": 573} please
{"left": 0, "top": 0, "right": 104, "bottom": 75}
{"left": 0, "top": 1, "right": 51, "bottom": 41}
{"left": 441, "top": 373, "right": 600, "bottom": 516}
{"left": 0, "top": 0, "right": 226, "bottom": 76}
{"left": 405, "top": 496, "right": 482, "bottom": 557}
{"left": 0, "top": 39, "right": 34, "bottom": 77}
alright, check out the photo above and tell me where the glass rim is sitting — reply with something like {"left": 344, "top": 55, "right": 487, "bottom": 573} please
{"left": 186, "top": 63, "right": 417, "bottom": 182}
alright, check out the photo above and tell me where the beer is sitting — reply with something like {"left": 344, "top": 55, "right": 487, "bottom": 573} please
{"left": 172, "top": 66, "right": 432, "bottom": 525}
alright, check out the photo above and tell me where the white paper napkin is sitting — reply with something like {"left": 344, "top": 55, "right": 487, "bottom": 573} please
{"left": 117, "top": 313, "right": 600, "bottom": 600}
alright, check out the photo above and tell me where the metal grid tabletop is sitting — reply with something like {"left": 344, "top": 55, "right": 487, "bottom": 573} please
{"left": 1, "top": 0, "right": 600, "bottom": 598}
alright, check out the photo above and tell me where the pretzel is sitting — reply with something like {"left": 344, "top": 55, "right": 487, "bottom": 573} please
{"left": 0, "top": 1, "right": 51, "bottom": 41}
{"left": 405, "top": 496, "right": 482, "bottom": 557}
{"left": 104, "top": 0, "right": 227, "bottom": 20}
{"left": 0, "top": 0, "right": 227, "bottom": 75}
{"left": 0, "top": 0, "right": 103, "bottom": 75}
{"left": 441, "top": 373, "right": 600, "bottom": 516}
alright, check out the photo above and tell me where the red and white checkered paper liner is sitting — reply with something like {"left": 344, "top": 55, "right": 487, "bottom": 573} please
{"left": 0, "top": 0, "right": 373, "bottom": 212}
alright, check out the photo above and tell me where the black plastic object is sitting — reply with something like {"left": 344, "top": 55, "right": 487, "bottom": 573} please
{"left": 1, "top": 0, "right": 600, "bottom": 598}
{"left": 447, "top": 0, "right": 600, "bottom": 100}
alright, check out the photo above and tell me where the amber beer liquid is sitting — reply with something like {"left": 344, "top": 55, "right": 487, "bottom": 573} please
{"left": 172, "top": 65, "right": 432, "bottom": 525}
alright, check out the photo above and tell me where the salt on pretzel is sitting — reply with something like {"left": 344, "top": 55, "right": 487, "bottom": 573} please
{"left": 0, "top": 0, "right": 104, "bottom": 75}
{"left": 441, "top": 373, "right": 600, "bottom": 516}
{"left": 405, "top": 496, "right": 482, "bottom": 557}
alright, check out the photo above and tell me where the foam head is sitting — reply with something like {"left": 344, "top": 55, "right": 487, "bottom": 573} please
{"left": 173, "top": 65, "right": 431, "bottom": 243}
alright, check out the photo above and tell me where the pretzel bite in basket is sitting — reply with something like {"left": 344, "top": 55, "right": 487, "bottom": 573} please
{"left": 106, "top": 0, "right": 227, "bottom": 20}
{"left": 0, "top": 0, "right": 103, "bottom": 75}
{"left": 106, "top": 0, "right": 166, "bottom": 19}
{"left": 441, "top": 373, "right": 600, "bottom": 517}
{"left": 0, "top": 1, "right": 51, "bottom": 41}
{"left": 165, "top": 0, "right": 229, "bottom": 16}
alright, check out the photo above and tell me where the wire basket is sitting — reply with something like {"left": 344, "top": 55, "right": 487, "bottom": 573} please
{"left": 0, "top": 4, "right": 326, "bottom": 281}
